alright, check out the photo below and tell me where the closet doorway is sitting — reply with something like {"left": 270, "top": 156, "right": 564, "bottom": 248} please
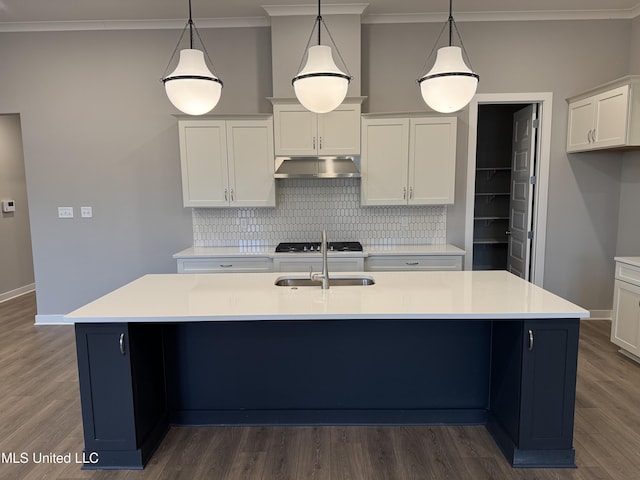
{"left": 464, "top": 93, "right": 553, "bottom": 287}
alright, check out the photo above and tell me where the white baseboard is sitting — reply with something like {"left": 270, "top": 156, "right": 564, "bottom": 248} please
{"left": 35, "top": 314, "right": 73, "bottom": 326}
{"left": 587, "top": 310, "right": 612, "bottom": 321}
{"left": 0, "top": 283, "right": 35, "bottom": 304}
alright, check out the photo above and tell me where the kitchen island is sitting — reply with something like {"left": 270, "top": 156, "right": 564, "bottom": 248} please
{"left": 66, "top": 271, "right": 589, "bottom": 470}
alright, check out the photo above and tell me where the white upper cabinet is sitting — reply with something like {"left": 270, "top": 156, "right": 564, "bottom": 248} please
{"left": 361, "top": 115, "right": 457, "bottom": 206}
{"left": 272, "top": 101, "right": 361, "bottom": 156}
{"left": 178, "top": 117, "right": 275, "bottom": 208}
{"left": 567, "top": 76, "right": 640, "bottom": 152}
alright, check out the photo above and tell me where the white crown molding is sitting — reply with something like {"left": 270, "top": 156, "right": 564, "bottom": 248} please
{"left": 0, "top": 16, "right": 269, "bottom": 33}
{"left": 0, "top": 4, "right": 638, "bottom": 33}
{"left": 262, "top": 4, "right": 369, "bottom": 17}
{"left": 363, "top": 8, "right": 640, "bottom": 24}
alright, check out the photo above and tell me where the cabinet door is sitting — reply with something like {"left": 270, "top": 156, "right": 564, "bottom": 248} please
{"left": 593, "top": 85, "right": 629, "bottom": 149}
{"left": 361, "top": 118, "right": 409, "bottom": 206}
{"left": 75, "top": 324, "right": 137, "bottom": 451}
{"left": 519, "top": 320, "right": 579, "bottom": 450}
{"left": 273, "top": 105, "right": 317, "bottom": 155}
{"left": 566, "top": 96, "right": 596, "bottom": 152}
{"left": 611, "top": 280, "right": 640, "bottom": 356}
{"left": 179, "top": 120, "right": 229, "bottom": 207}
{"left": 409, "top": 117, "right": 457, "bottom": 205}
{"left": 226, "top": 120, "right": 276, "bottom": 207}
{"left": 318, "top": 104, "right": 361, "bottom": 155}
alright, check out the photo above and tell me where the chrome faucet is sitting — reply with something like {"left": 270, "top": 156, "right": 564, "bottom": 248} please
{"left": 310, "top": 230, "right": 330, "bottom": 289}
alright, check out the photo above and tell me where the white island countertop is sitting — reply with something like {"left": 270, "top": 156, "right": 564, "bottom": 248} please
{"left": 66, "top": 271, "right": 589, "bottom": 323}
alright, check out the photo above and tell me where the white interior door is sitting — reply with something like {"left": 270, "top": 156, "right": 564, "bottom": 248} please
{"left": 507, "top": 105, "right": 537, "bottom": 279}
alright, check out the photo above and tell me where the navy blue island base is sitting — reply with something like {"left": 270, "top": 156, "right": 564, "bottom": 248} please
{"left": 74, "top": 316, "right": 580, "bottom": 470}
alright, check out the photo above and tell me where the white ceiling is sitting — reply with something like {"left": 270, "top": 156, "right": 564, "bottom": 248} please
{"left": 0, "top": 0, "right": 639, "bottom": 26}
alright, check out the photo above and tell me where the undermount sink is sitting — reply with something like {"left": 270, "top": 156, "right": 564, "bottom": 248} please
{"left": 275, "top": 275, "right": 375, "bottom": 287}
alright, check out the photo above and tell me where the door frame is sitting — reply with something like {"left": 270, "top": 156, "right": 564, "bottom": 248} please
{"left": 464, "top": 93, "right": 553, "bottom": 287}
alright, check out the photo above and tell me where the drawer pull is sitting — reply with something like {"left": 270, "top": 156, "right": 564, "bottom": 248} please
{"left": 119, "top": 333, "right": 126, "bottom": 355}
{"left": 528, "top": 329, "right": 534, "bottom": 351}
{"left": 405, "top": 262, "right": 420, "bottom": 266}
{"left": 219, "top": 264, "right": 233, "bottom": 268}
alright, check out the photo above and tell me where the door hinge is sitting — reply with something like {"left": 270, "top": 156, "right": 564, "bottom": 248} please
{"left": 533, "top": 118, "right": 540, "bottom": 129}
{"left": 530, "top": 175, "right": 537, "bottom": 185}
{"left": 527, "top": 231, "right": 534, "bottom": 240}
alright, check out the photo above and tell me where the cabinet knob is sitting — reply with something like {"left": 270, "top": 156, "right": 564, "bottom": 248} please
{"left": 505, "top": 230, "right": 512, "bottom": 236}
{"left": 230, "top": 189, "right": 234, "bottom": 201}
{"left": 224, "top": 189, "right": 228, "bottom": 201}
{"left": 319, "top": 137, "right": 323, "bottom": 149}
{"left": 528, "top": 329, "right": 534, "bottom": 351}
{"left": 119, "top": 333, "right": 126, "bottom": 355}
{"left": 313, "top": 136, "right": 316, "bottom": 150}
{"left": 403, "top": 187, "right": 407, "bottom": 200}
{"left": 409, "top": 187, "right": 413, "bottom": 199}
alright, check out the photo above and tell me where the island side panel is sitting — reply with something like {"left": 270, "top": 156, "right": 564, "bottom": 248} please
{"left": 487, "top": 319, "right": 580, "bottom": 468}
{"left": 75, "top": 323, "right": 169, "bottom": 469}
{"left": 164, "top": 319, "right": 491, "bottom": 425}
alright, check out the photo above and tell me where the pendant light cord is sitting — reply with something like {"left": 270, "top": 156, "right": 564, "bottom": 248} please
{"left": 448, "top": 0, "right": 453, "bottom": 46}
{"left": 188, "top": 0, "right": 194, "bottom": 49}
{"left": 294, "top": 0, "right": 352, "bottom": 80}
{"left": 160, "top": 0, "right": 222, "bottom": 84}
{"left": 416, "top": 0, "right": 475, "bottom": 80}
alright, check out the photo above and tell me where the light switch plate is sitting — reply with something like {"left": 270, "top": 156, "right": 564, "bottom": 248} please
{"left": 80, "top": 206, "right": 93, "bottom": 218}
{"left": 58, "top": 206, "right": 73, "bottom": 218}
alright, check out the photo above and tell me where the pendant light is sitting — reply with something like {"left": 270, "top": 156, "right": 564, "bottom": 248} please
{"left": 292, "top": 0, "right": 352, "bottom": 114}
{"left": 417, "top": 0, "right": 479, "bottom": 113}
{"left": 161, "top": 0, "right": 223, "bottom": 116}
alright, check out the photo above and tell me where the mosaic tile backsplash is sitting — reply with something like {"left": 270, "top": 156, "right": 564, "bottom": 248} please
{"left": 192, "top": 178, "right": 447, "bottom": 247}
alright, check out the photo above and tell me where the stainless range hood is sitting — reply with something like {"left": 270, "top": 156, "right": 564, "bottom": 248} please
{"left": 274, "top": 156, "right": 361, "bottom": 179}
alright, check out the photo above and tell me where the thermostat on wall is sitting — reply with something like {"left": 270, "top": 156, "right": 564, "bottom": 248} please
{"left": 2, "top": 200, "right": 16, "bottom": 213}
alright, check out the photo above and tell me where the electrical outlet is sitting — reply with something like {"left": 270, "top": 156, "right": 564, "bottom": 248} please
{"left": 58, "top": 207, "right": 74, "bottom": 218}
{"left": 80, "top": 206, "right": 93, "bottom": 218}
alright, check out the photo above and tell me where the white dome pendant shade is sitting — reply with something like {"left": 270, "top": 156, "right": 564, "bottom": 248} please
{"left": 418, "top": 46, "right": 479, "bottom": 113}
{"left": 293, "top": 45, "right": 350, "bottom": 114}
{"left": 161, "top": 0, "right": 223, "bottom": 116}
{"left": 163, "top": 49, "right": 223, "bottom": 116}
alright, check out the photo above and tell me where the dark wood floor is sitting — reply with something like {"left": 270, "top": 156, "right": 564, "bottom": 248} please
{"left": 1, "top": 292, "right": 640, "bottom": 480}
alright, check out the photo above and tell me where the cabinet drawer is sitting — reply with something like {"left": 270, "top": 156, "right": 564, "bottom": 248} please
{"left": 274, "top": 257, "right": 364, "bottom": 273}
{"left": 616, "top": 262, "right": 640, "bottom": 286}
{"left": 177, "top": 257, "right": 272, "bottom": 273}
{"left": 365, "top": 255, "right": 462, "bottom": 271}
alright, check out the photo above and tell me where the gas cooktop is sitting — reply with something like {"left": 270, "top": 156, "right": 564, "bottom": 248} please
{"left": 275, "top": 241, "right": 363, "bottom": 253}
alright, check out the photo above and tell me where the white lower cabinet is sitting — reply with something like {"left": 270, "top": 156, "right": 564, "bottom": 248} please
{"left": 177, "top": 257, "right": 272, "bottom": 274}
{"left": 273, "top": 257, "right": 364, "bottom": 273}
{"left": 178, "top": 117, "right": 275, "bottom": 208}
{"left": 365, "top": 255, "right": 462, "bottom": 272}
{"left": 611, "top": 259, "right": 640, "bottom": 360}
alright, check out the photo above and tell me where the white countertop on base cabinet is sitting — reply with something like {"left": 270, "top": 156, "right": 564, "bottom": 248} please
{"left": 66, "top": 271, "right": 589, "bottom": 323}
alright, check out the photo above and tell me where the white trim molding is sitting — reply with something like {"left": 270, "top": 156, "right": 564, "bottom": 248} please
{"left": 363, "top": 8, "right": 640, "bottom": 24}
{"left": 263, "top": 4, "right": 369, "bottom": 17}
{"left": 465, "top": 92, "right": 553, "bottom": 289}
{"left": 0, "top": 283, "right": 35, "bottom": 304}
{"left": 2, "top": 4, "right": 638, "bottom": 33}
{"left": 35, "top": 314, "right": 72, "bottom": 326}
{"left": 0, "top": 16, "right": 270, "bottom": 33}
{"left": 587, "top": 310, "right": 613, "bottom": 321}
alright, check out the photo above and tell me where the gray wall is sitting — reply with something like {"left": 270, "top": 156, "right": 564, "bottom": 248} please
{"left": 0, "top": 17, "right": 636, "bottom": 315}
{"left": 363, "top": 20, "right": 630, "bottom": 309}
{"left": 0, "top": 114, "right": 34, "bottom": 296}
{"left": 0, "top": 27, "right": 271, "bottom": 315}
{"left": 616, "top": 16, "right": 640, "bottom": 257}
